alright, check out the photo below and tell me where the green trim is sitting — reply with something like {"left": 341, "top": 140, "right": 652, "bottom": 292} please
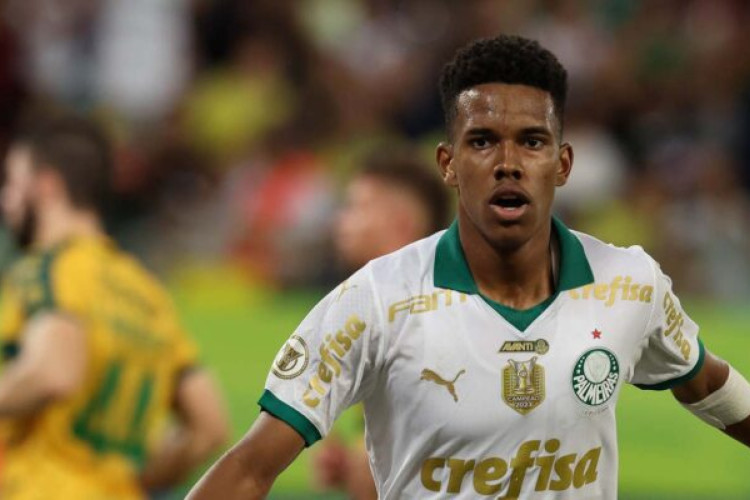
{"left": 551, "top": 217, "right": 595, "bottom": 292}
{"left": 259, "top": 390, "right": 322, "bottom": 447}
{"left": 434, "top": 221, "right": 476, "bottom": 294}
{"left": 481, "top": 294, "right": 557, "bottom": 332}
{"left": 433, "top": 217, "right": 594, "bottom": 331}
{"left": 635, "top": 338, "right": 706, "bottom": 391}
{"left": 25, "top": 243, "right": 67, "bottom": 316}
{"left": 2, "top": 341, "right": 19, "bottom": 361}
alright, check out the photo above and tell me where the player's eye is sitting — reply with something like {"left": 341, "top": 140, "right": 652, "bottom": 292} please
{"left": 469, "top": 137, "right": 493, "bottom": 150}
{"left": 523, "top": 137, "right": 545, "bottom": 150}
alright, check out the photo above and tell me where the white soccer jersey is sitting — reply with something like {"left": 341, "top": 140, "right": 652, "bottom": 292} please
{"left": 261, "top": 217, "right": 703, "bottom": 499}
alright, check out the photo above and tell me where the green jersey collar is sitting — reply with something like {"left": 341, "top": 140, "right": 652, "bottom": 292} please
{"left": 434, "top": 217, "right": 594, "bottom": 294}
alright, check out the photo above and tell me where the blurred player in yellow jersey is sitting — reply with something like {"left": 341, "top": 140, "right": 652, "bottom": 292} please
{"left": 315, "top": 148, "right": 451, "bottom": 499}
{"left": 0, "top": 114, "right": 229, "bottom": 499}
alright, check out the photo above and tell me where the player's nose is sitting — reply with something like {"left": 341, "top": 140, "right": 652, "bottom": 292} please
{"left": 492, "top": 142, "right": 522, "bottom": 181}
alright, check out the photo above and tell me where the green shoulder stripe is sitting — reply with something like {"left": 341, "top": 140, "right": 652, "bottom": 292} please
{"left": 635, "top": 338, "right": 706, "bottom": 391}
{"left": 258, "top": 390, "right": 322, "bottom": 446}
{"left": 24, "top": 242, "right": 68, "bottom": 316}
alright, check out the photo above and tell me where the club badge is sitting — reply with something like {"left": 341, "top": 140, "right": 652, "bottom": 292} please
{"left": 571, "top": 348, "right": 620, "bottom": 407}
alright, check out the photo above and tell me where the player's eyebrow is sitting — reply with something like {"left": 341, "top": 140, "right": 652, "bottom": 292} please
{"left": 519, "top": 126, "right": 553, "bottom": 137}
{"left": 465, "top": 127, "right": 497, "bottom": 137}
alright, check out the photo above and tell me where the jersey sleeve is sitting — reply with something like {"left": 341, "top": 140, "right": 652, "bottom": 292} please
{"left": 259, "top": 266, "right": 385, "bottom": 446}
{"left": 629, "top": 256, "right": 704, "bottom": 390}
{"left": 0, "top": 248, "right": 85, "bottom": 360}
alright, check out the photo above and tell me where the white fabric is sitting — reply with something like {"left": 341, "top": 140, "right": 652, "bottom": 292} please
{"left": 264, "top": 230, "right": 702, "bottom": 499}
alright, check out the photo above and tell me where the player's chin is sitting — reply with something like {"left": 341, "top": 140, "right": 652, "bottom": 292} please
{"left": 482, "top": 210, "right": 537, "bottom": 244}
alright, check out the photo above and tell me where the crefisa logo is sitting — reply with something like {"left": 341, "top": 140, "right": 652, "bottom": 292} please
{"left": 571, "top": 348, "right": 620, "bottom": 407}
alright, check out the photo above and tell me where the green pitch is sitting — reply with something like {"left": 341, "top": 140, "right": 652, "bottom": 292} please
{"left": 172, "top": 278, "right": 750, "bottom": 499}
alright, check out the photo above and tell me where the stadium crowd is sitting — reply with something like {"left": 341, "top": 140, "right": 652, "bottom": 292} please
{"left": 0, "top": 0, "right": 749, "bottom": 300}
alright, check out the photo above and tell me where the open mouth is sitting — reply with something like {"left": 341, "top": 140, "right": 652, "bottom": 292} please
{"left": 493, "top": 196, "right": 526, "bottom": 209}
{"left": 489, "top": 190, "right": 530, "bottom": 218}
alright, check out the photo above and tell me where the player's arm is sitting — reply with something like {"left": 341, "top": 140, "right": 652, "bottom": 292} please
{"left": 140, "top": 368, "right": 230, "bottom": 490}
{"left": 186, "top": 412, "right": 305, "bottom": 499}
{"left": 671, "top": 349, "right": 750, "bottom": 447}
{"left": 0, "top": 312, "right": 86, "bottom": 416}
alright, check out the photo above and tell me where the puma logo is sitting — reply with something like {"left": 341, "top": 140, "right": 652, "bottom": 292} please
{"left": 336, "top": 280, "right": 358, "bottom": 301}
{"left": 420, "top": 368, "right": 466, "bottom": 402}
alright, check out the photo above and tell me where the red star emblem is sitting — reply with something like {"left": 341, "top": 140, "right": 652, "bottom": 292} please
{"left": 592, "top": 329, "right": 602, "bottom": 339}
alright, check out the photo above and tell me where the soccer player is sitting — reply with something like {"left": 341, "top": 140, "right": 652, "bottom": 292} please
{"left": 316, "top": 149, "right": 451, "bottom": 499}
{"left": 187, "top": 35, "right": 750, "bottom": 499}
{"left": 0, "top": 115, "right": 229, "bottom": 499}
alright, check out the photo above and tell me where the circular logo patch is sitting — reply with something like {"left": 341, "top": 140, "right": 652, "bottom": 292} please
{"left": 272, "top": 335, "right": 309, "bottom": 380}
{"left": 535, "top": 339, "right": 550, "bottom": 355}
{"left": 571, "top": 348, "right": 620, "bottom": 406}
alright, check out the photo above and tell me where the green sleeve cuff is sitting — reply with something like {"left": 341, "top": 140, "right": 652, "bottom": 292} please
{"left": 258, "top": 390, "right": 322, "bottom": 446}
{"left": 635, "top": 338, "right": 706, "bottom": 391}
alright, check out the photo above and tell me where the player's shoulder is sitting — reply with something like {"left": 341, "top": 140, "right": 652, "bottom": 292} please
{"left": 572, "top": 228, "right": 659, "bottom": 285}
{"left": 365, "top": 231, "right": 444, "bottom": 289}
{"left": 322, "top": 232, "right": 444, "bottom": 320}
{"left": 1, "top": 238, "right": 90, "bottom": 315}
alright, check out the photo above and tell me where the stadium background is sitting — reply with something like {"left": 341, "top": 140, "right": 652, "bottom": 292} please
{"left": 0, "top": 0, "right": 749, "bottom": 498}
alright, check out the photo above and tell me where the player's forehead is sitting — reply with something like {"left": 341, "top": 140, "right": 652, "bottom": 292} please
{"left": 453, "top": 83, "right": 557, "bottom": 136}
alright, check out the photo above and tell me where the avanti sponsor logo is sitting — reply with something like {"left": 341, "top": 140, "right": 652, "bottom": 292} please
{"left": 420, "top": 439, "right": 600, "bottom": 496}
{"left": 572, "top": 348, "right": 620, "bottom": 406}
{"left": 499, "top": 339, "right": 549, "bottom": 355}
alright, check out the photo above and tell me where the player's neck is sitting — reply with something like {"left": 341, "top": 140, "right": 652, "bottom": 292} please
{"left": 458, "top": 216, "right": 557, "bottom": 310}
{"left": 33, "top": 206, "right": 104, "bottom": 251}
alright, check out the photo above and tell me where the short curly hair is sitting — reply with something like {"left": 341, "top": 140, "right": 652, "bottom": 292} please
{"left": 439, "top": 34, "right": 568, "bottom": 137}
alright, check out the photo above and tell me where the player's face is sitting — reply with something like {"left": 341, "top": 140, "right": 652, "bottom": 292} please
{"left": 1, "top": 144, "right": 38, "bottom": 248}
{"left": 437, "top": 83, "right": 572, "bottom": 251}
{"left": 335, "top": 175, "right": 424, "bottom": 269}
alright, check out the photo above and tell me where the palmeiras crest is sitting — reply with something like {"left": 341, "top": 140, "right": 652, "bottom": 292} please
{"left": 502, "top": 356, "right": 545, "bottom": 415}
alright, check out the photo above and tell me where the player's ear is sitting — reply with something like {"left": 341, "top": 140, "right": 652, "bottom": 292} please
{"left": 437, "top": 142, "right": 457, "bottom": 188}
{"left": 555, "top": 143, "right": 573, "bottom": 187}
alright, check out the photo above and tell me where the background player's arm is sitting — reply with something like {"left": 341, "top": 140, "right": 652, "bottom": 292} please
{"left": 672, "top": 350, "right": 750, "bottom": 447}
{"left": 140, "top": 368, "right": 229, "bottom": 490}
{"left": 186, "top": 412, "right": 305, "bottom": 499}
{"left": 0, "top": 312, "right": 86, "bottom": 416}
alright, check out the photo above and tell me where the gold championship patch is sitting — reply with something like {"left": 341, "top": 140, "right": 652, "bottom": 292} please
{"left": 503, "top": 356, "right": 545, "bottom": 415}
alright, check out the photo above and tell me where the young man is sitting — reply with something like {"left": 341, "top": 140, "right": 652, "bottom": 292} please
{"left": 316, "top": 149, "right": 451, "bottom": 499}
{"left": 188, "top": 35, "right": 750, "bottom": 499}
{"left": 0, "top": 115, "right": 229, "bottom": 498}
